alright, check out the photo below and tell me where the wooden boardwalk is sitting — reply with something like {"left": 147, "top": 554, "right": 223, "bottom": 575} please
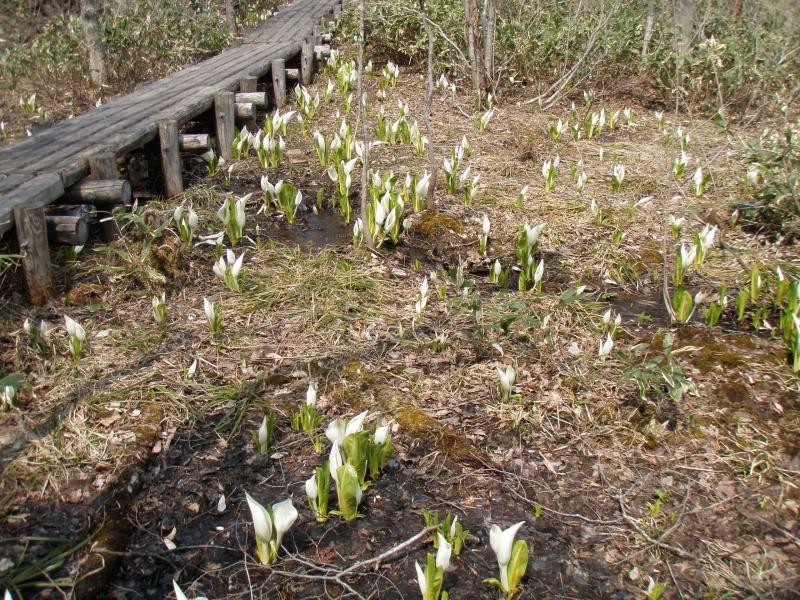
{"left": 0, "top": 0, "right": 340, "bottom": 302}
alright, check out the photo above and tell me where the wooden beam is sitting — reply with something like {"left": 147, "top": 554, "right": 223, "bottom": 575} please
{"left": 215, "top": 91, "right": 236, "bottom": 160}
{"left": 301, "top": 38, "right": 314, "bottom": 85}
{"left": 271, "top": 58, "right": 286, "bottom": 108}
{"left": 14, "top": 206, "right": 54, "bottom": 305}
{"left": 234, "top": 102, "right": 255, "bottom": 119}
{"left": 158, "top": 119, "right": 183, "bottom": 198}
{"left": 46, "top": 215, "right": 89, "bottom": 246}
{"left": 234, "top": 92, "right": 268, "bottom": 106}
{"left": 315, "top": 44, "right": 331, "bottom": 60}
{"left": 179, "top": 133, "right": 212, "bottom": 152}
{"left": 63, "top": 179, "right": 132, "bottom": 206}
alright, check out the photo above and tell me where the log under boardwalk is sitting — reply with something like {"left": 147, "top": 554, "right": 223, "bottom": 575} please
{"left": 0, "top": 0, "right": 341, "bottom": 303}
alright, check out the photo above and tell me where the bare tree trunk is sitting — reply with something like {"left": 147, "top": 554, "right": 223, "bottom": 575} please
{"left": 225, "top": 0, "right": 238, "bottom": 35}
{"left": 357, "top": 0, "right": 374, "bottom": 248}
{"left": 464, "top": 0, "right": 483, "bottom": 108}
{"left": 420, "top": 0, "right": 437, "bottom": 211}
{"left": 483, "top": 0, "right": 496, "bottom": 88}
{"left": 80, "top": 0, "right": 107, "bottom": 87}
{"left": 641, "top": 0, "right": 655, "bottom": 57}
{"left": 673, "top": 0, "right": 696, "bottom": 113}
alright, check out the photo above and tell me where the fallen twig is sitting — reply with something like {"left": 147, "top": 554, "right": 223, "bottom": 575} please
{"left": 266, "top": 526, "right": 437, "bottom": 599}
{"left": 616, "top": 494, "right": 694, "bottom": 560}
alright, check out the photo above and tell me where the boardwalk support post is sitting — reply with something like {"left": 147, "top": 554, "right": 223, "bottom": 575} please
{"left": 238, "top": 77, "right": 259, "bottom": 132}
{"left": 301, "top": 38, "right": 314, "bottom": 85}
{"left": 89, "top": 154, "right": 123, "bottom": 242}
{"left": 215, "top": 91, "right": 236, "bottom": 160}
{"left": 158, "top": 119, "right": 183, "bottom": 199}
{"left": 271, "top": 58, "right": 286, "bottom": 108}
{"left": 14, "top": 206, "right": 54, "bottom": 305}
{"left": 239, "top": 76, "right": 258, "bottom": 93}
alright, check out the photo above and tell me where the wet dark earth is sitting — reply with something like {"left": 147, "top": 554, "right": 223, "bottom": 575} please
{"left": 97, "top": 374, "right": 620, "bottom": 600}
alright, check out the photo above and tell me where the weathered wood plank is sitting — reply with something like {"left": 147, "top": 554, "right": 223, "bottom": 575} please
{"left": 0, "top": 174, "right": 64, "bottom": 236}
{"left": 0, "top": 0, "right": 339, "bottom": 229}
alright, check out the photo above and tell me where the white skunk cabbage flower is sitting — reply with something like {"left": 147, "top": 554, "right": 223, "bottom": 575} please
{"left": 325, "top": 411, "right": 369, "bottom": 446}
{"left": 245, "top": 492, "right": 273, "bottom": 560}
{"left": 436, "top": 533, "right": 452, "bottom": 571}
{"left": 272, "top": 498, "right": 299, "bottom": 552}
{"left": 329, "top": 441, "right": 344, "bottom": 484}
{"left": 374, "top": 424, "right": 390, "bottom": 445}
{"left": 489, "top": 521, "right": 525, "bottom": 592}
{"left": 598, "top": 334, "right": 614, "bottom": 358}
{"left": 416, "top": 171, "right": 431, "bottom": 199}
{"left": 306, "top": 384, "right": 317, "bottom": 407}
{"left": 64, "top": 315, "right": 86, "bottom": 342}
{"left": 496, "top": 364, "right": 515, "bottom": 398}
{"left": 305, "top": 474, "right": 318, "bottom": 501}
{"left": 533, "top": 259, "right": 544, "bottom": 284}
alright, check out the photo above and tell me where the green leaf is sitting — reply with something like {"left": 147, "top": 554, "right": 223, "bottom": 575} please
{"left": 0, "top": 373, "right": 27, "bottom": 390}
{"left": 672, "top": 287, "right": 693, "bottom": 323}
{"left": 335, "top": 463, "right": 361, "bottom": 520}
{"left": 483, "top": 577, "right": 503, "bottom": 590}
{"left": 424, "top": 552, "right": 444, "bottom": 600}
{"left": 507, "top": 539, "right": 528, "bottom": 594}
{"left": 342, "top": 430, "right": 369, "bottom": 484}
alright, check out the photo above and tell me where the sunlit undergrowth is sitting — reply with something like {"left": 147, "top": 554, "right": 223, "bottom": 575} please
{"left": 344, "top": 0, "right": 800, "bottom": 115}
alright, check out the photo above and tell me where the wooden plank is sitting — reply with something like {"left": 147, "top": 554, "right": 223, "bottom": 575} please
{"left": 14, "top": 206, "right": 54, "bottom": 305}
{"left": 0, "top": 0, "right": 332, "bottom": 210}
{"left": 0, "top": 44, "right": 277, "bottom": 175}
{"left": 158, "top": 120, "right": 183, "bottom": 198}
{"left": 234, "top": 103, "right": 255, "bottom": 119}
{"left": 215, "top": 92, "right": 236, "bottom": 160}
{"left": 0, "top": 173, "right": 64, "bottom": 236}
{"left": 0, "top": 39, "right": 293, "bottom": 176}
